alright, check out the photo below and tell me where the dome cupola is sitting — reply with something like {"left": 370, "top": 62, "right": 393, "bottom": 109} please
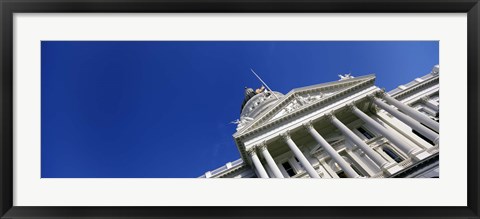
{"left": 235, "top": 86, "right": 284, "bottom": 131}
{"left": 240, "top": 90, "right": 284, "bottom": 119}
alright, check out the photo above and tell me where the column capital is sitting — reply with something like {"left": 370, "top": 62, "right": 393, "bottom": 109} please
{"left": 375, "top": 89, "right": 387, "bottom": 98}
{"left": 303, "top": 121, "right": 314, "bottom": 130}
{"left": 369, "top": 104, "right": 381, "bottom": 114}
{"left": 345, "top": 103, "right": 358, "bottom": 112}
{"left": 246, "top": 147, "right": 257, "bottom": 156}
{"left": 325, "top": 113, "right": 335, "bottom": 122}
{"left": 366, "top": 94, "right": 377, "bottom": 101}
{"left": 367, "top": 95, "right": 381, "bottom": 114}
{"left": 257, "top": 141, "right": 268, "bottom": 151}
{"left": 280, "top": 131, "right": 291, "bottom": 141}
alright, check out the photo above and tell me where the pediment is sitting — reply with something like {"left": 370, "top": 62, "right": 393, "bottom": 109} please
{"left": 234, "top": 75, "right": 376, "bottom": 137}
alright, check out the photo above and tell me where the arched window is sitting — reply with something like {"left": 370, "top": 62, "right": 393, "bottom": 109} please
{"left": 382, "top": 146, "right": 404, "bottom": 163}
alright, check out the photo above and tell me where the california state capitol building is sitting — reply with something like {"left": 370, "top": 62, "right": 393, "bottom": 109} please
{"left": 200, "top": 65, "right": 440, "bottom": 179}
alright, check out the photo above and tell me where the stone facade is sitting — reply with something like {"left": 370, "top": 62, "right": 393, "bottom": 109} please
{"left": 200, "top": 65, "right": 440, "bottom": 178}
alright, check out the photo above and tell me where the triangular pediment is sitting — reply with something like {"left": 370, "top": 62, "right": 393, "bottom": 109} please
{"left": 234, "top": 75, "right": 376, "bottom": 137}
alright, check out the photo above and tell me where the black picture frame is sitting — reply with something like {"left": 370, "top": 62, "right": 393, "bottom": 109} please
{"left": 1, "top": 0, "right": 479, "bottom": 218}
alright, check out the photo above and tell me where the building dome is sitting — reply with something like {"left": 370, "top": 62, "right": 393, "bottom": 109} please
{"left": 240, "top": 90, "right": 284, "bottom": 119}
{"left": 235, "top": 87, "right": 284, "bottom": 131}
{"left": 244, "top": 87, "right": 255, "bottom": 98}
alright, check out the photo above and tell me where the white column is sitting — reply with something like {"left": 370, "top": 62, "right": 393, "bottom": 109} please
{"left": 349, "top": 104, "right": 419, "bottom": 156}
{"left": 304, "top": 122, "right": 359, "bottom": 178}
{"left": 421, "top": 97, "right": 439, "bottom": 112}
{"left": 281, "top": 132, "right": 321, "bottom": 178}
{"left": 420, "top": 106, "right": 437, "bottom": 117}
{"left": 329, "top": 114, "right": 391, "bottom": 169}
{"left": 247, "top": 147, "right": 269, "bottom": 178}
{"left": 372, "top": 96, "right": 439, "bottom": 145}
{"left": 258, "top": 142, "right": 284, "bottom": 178}
{"left": 380, "top": 91, "right": 439, "bottom": 133}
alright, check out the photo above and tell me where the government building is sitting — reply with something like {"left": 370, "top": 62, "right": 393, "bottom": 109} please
{"left": 200, "top": 65, "right": 440, "bottom": 178}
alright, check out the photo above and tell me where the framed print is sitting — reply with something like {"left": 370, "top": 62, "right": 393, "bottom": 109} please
{"left": 1, "top": 0, "right": 479, "bottom": 218}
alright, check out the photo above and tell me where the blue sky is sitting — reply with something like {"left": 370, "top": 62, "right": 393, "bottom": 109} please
{"left": 41, "top": 41, "right": 438, "bottom": 178}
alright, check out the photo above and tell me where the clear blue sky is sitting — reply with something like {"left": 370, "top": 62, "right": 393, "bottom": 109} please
{"left": 41, "top": 41, "right": 438, "bottom": 178}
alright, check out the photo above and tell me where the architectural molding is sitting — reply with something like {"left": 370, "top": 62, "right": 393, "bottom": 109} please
{"left": 375, "top": 89, "right": 387, "bottom": 98}
{"left": 207, "top": 66, "right": 440, "bottom": 179}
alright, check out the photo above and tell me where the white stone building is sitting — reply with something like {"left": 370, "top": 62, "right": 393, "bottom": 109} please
{"left": 200, "top": 65, "right": 440, "bottom": 178}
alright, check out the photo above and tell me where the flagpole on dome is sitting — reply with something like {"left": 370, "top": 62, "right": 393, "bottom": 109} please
{"left": 250, "top": 68, "right": 279, "bottom": 100}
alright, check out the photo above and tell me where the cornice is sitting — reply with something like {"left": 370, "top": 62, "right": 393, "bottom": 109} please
{"left": 215, "top": 164, "right": 249, "bottom": 178}
{"left": 390, "top": 75, "right": 439, "bottom": 101}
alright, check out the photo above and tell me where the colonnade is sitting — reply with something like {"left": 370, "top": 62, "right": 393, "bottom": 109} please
{"left": 246, "top": 91, "right": 439, "bottom": 178}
